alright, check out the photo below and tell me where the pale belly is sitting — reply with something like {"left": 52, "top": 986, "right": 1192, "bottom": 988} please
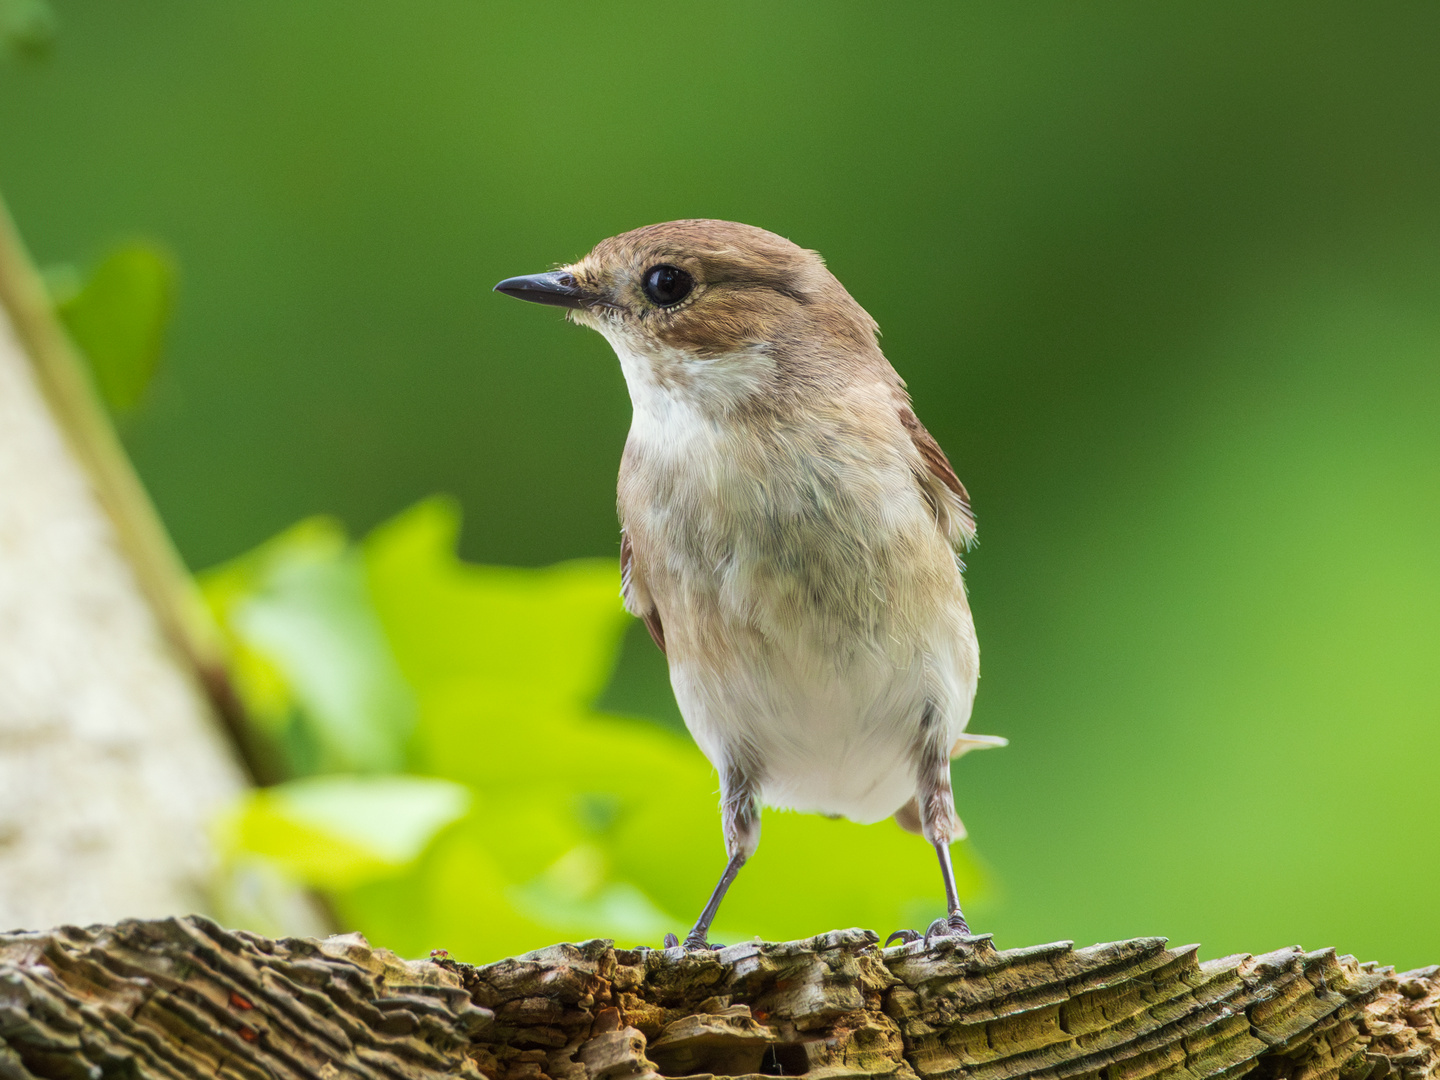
{"left": 665, "top": 597, "right": 976, "bottom": 824}
{"left": 672, "top": 658, "right": 927, "bottom": 823}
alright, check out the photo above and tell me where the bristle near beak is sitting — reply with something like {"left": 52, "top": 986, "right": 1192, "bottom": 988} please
{"left": 493, "top": 271, "right": 592, "bottom": 310}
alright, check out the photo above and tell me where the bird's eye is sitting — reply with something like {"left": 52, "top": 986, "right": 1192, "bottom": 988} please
{"left": 642, "top": 264, "right": 694, "bottom": 307}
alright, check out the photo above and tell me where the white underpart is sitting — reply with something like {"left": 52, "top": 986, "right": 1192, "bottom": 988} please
{"left": 601, "top": 327, "right": 980, "bottom": 825}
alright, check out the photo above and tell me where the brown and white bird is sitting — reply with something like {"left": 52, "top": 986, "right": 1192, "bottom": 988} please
{"left": 496, "top": 220, "right": 1004, "bottom": 949}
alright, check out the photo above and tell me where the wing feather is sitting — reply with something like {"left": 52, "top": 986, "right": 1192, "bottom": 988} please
{"left": 899, "top": 407, "right": 976, "bottom": 548}
{"left": 620, "top": 529, "right": 666, "bottom": 654}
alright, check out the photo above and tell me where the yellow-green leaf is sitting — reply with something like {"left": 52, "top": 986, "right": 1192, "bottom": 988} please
{"left": 364, "top": 497, "right": 628, "bottom": 706}
{"left": 220, "top": 775, "right": 470, "bottom": 890}
{"left": 201, "top": 517, "right": 415, "bottom": 772}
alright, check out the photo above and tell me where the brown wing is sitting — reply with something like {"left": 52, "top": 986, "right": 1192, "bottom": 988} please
{"left": 620, "top": 530, "right": 666, "bottom": 654}
{"left": 899, "top": 407, "right": 977, "bottom": 548}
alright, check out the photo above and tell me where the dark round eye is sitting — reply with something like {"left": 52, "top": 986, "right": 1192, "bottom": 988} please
{"left": 642, "top": 264, "right": 694, "bottom": 306}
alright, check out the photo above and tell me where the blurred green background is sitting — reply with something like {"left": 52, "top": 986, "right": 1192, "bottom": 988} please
{"left": 3, "top": 2, "right": 1438, "bottom": 967}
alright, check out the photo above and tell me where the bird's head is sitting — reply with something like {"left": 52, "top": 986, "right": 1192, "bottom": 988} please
{"left": 495, "top": 220, "right": 883, "bottom": 413}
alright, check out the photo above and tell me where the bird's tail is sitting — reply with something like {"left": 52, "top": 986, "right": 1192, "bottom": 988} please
{"left": 949, "top": 732, "right": 1008, "bottom": 759}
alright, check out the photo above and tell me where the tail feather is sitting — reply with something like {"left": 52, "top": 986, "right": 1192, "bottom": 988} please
{"left": 950, "top": 732, "right": 1008, "bottom": 759}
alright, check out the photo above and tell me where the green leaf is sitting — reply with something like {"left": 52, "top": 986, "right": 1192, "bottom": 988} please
{"left": 220, "top": 774, "right": 470, "bottom": 890}
{"left": 56, "top": 241, "right": 177, "bottom": 412}
{"left": 234, "top": 551, "right": 415, "bottom": 774}
{"left": 410, "top": 678, "right": 704, "bottom": 792}
{"left": 201, "top": 517, "right": 346, "bottom": 739}
{"left": 364, "top": 496, "right": 628, "bottom": 706}
{"left": 201, "top": 517, "right": 416, "bottom": 773}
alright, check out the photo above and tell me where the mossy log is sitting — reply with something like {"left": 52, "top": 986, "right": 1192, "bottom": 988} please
{"left": 1, "top": 917, "right": 1436, "bottom": 1080}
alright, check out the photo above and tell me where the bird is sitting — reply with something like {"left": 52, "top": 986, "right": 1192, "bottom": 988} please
{"left": 495, "top": 220, "right": 1005, "bottom": 949}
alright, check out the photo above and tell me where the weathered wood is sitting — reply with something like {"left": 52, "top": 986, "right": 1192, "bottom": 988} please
{"left": 1, "top": 918, "right": 1435, "bottom": 1080}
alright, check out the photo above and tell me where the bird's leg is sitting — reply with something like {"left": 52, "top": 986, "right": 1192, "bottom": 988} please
{"left": 887, "top": 703, "right": 974, "bottom": 948}
{"left": 676, "top": 852, "right": 744, "bottom": 950}
{"left": 676, "top": 762, "right": 760, "bottom": 950}
{"left": 931, "top": 836, "right": 970, "bottom": 940}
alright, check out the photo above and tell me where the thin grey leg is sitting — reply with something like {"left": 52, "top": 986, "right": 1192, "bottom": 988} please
{"left": 678, "top": 761, "right": 760, "bottom": 950}
{"left": 681, "top": 851, "right": 746, "bottom": 949}
{"left": 931, "top": 839, "right": 971, "bottom": 937}
{"left": 887, "top": 701, "right": 974, "bottom": 948}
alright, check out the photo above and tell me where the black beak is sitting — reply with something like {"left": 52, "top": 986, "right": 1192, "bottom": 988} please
{"left": 493, "top": 270, "right": 591, "bottom": 310}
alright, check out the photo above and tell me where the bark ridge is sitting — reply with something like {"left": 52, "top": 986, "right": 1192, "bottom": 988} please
{"left": 0, "top": 917, "right": 1436, "bottom": 1080}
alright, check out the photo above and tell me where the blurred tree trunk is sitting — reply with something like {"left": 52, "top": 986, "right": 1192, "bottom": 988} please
{"left": 1, "top": 917, "right": 1436, "bottom": 1080}
{"left": 0, "top": 197, "right": 251, "bottom": 930}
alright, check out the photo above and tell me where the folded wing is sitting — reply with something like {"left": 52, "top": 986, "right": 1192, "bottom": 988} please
{"left": 620, "top": 529, "right": 666, "bottom": 654}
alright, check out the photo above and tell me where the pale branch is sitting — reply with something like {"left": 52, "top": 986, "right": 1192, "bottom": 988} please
{"left": 0, "top": 193, "right": 269, "bottom": 784}
{"left": 0, "top": 219, "right": 251, "bottom": 931}
{"left": 1, "top": 917, "right": 1435, "bottom": 1080}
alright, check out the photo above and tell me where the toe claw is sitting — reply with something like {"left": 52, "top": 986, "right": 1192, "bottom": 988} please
{"left": 921, "top": 914, "right": 974, "bottom": 949}
{"left": 663, "top": 932, "right": 680, "bottom": 949}
{"left": 885, "top": 929, "right": 921, "bottom": 947}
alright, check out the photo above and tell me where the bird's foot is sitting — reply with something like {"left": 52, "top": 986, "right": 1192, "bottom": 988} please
{"left": 923, "top": 913, "right": 971, "bottom": 947}
{"left": 663, "top": 932, "right": 724, "bottom": 951}
{"left": 884, "top": 913, "right": 972, "bottom": 949}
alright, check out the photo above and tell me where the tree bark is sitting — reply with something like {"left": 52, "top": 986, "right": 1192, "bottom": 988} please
{"left": 2, "top": 917, "right": 1435, "bottom": 1080}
